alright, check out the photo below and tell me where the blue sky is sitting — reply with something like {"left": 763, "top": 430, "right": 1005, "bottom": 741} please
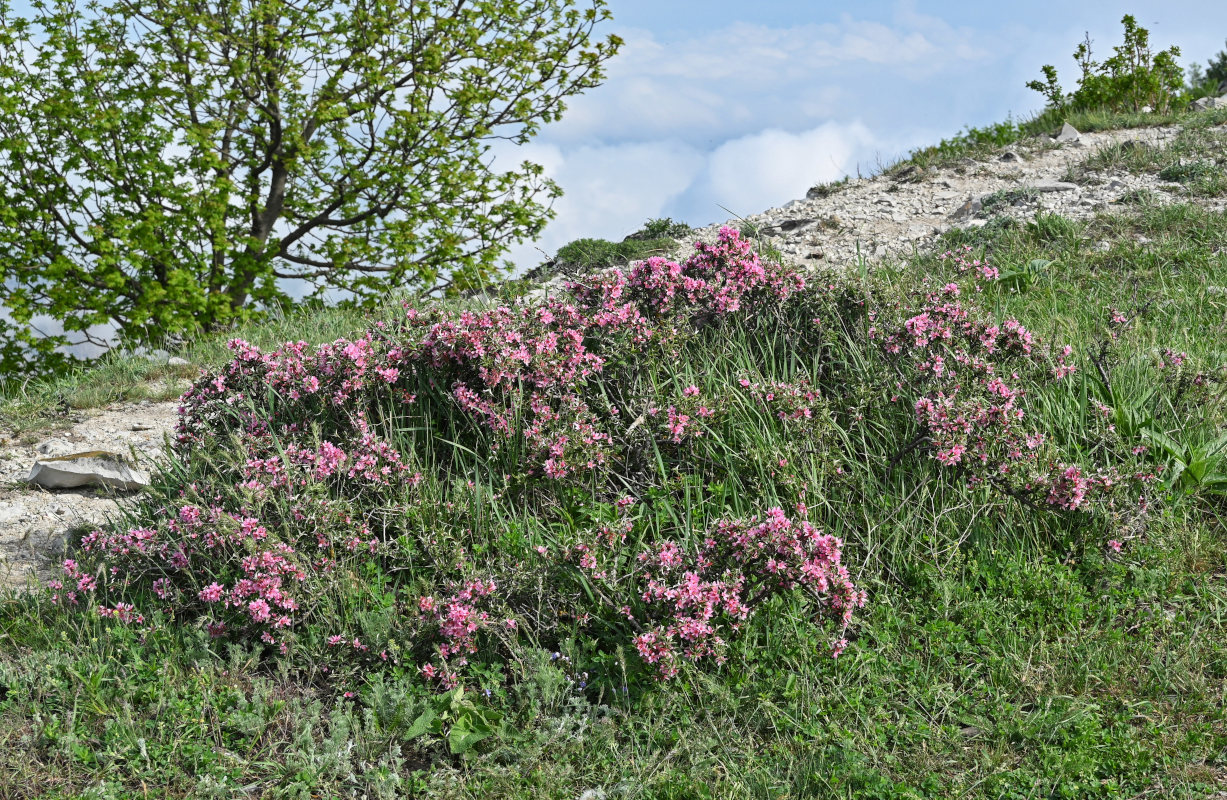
{"left": 497, "top": 0, "right": 1227, "bottom": 271}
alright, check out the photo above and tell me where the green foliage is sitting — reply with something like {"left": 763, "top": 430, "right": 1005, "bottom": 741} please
{"left": 551, "top": 218, "right": 689, "bottom": 270}
{"left": 995, "top": 258, "right": 1053, "bottom": 292}
{"left": 3, "top": 112, "right": 1227, "bottom": 798}
{"left": 1143, "top": 430, "right": 1227, "bottom": 496}
{"left": 552, "top": 237, "right": 670, "bottom": 270}
{"left": 623, "top": 217, "right": 692, "bottom": 242}
{"left": 405, "top": 686, "right": 507, "bottom": 756}
{"left": 892, "top": 117, "right": 1034, "bottom": 173}
{"left": 1027, "top": 15, "right": 1184, "bottom": 114}
{"left": 1188, "top": 38, "right": 1227, "bottom": 91}
{"left": 0, "top": 0, "right": 622, "bottom": 378}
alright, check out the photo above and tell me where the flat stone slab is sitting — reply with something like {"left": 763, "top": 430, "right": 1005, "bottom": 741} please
{"left": 27, "top": 451, "right": 150, "bottom": 491}
{"left": 1024, "top": 179, "right": 1080, "bottom": 193}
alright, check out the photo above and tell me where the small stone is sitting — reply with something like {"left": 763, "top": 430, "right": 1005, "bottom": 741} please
{"left": 950, "top": 197, "right": 982, "bottom": 220}
{"left": 1140, "top": 105, "right": 1153, "bottom": 113}
{"left": 999, "top": 150, "right": 1020, "bottom": 162}
{"left": 0, "top": 502, "right": 25, "bottom": 527}
{"left": 131, "top": 422, "right": 154, "bottom": 431}
{"left": 35, "top": 439, "right": 77, "bottom": 457}
{"left": 167, "top": 356, "right": 189, "bottom": 366}
{"left": 1026, "top": 179, "right": 1079, "bottom": 193}
{"left": 1054, "top": 122, "right": 1081, "bottom": 143}
{"left": 27, "top": 451, "right": 150, "bottom": 491}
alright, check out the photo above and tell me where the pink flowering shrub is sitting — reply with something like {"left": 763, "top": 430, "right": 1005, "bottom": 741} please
{"left": 60, "top": 227, "right": 841, "bottom": 684}
{"left": 52, "top": 226, "right": 1163, "bottom": 694}
{"left": 625, "top": 509, "right": 864, "bottom": 678}
{"left": 861, "top": 273, "right": 1152, "bottom": 516}
{"left": 174, "top": 226, "right": 803, "bottom": 487}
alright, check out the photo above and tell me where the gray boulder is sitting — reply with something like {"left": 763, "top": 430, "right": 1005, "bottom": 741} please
{"left": 1191, "top": 94, "right": 1227, "bottom": 112}
{"left": 27, "top": 451, "right": 149, "bottom": 491}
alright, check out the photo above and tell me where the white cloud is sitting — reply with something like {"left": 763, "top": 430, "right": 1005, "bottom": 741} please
{"left": 701, "top": 123, "right": 878, "bottom": 218}
{"left": 494, "top": 120, "right": 934, "bottom": 274}
{"left": 494, "top": 139, "right": 706, "bottom": 274}
{"left": 548, "top": 12, "right": 998, "bottom": 145}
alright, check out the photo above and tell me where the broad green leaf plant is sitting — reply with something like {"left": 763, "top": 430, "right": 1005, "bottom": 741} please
{"left": 0, "top": 0, "right": 621, "bottom": 376}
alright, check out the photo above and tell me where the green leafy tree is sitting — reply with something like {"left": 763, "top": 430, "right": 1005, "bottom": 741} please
{"left": 0, "top": 0, "right": 621, "bottom": 376}
{"left": 1027, "top": 15, "right": 1183, "bottom": 114}
{"left": 1204, "top": 39, "right": 1227, "bottom": 88}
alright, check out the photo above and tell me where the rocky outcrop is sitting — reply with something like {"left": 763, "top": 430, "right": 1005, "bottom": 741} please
{"left": 1191, "top": 94, "right": 1227, "bottom": 112}
{"left": 1054, "top": 122, "right": 1081, "bottom": 143}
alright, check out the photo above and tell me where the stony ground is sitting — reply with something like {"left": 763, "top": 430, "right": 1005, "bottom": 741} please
{"left": 681, "top": 122, "right": 1225, "bottom": 266}
{"left": 0, "top": 400, "right": 179, "bottom": 589}
{"left": 3, "top": 116, "right": 1224, "bottom": 592}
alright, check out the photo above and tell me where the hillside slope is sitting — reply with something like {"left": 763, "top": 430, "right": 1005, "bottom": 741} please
{"left": 0, "top": 106, "right": 1225, "bottom": 799}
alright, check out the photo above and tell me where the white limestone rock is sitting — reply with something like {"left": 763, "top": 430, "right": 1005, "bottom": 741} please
{"left": 1054, "top": 122, "right": 1081, "bottom": 143}
{"left": 27, "top": 451, "right": 150, "bottom": 491}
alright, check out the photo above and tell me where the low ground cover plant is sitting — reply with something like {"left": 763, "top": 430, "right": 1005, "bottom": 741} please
{"left": 1073, "top": 113, "right": 1227, "bottom": 196}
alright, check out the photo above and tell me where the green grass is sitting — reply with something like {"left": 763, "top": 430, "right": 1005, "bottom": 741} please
{"left": 888, "top": 105, "right": 1227, "bottom": 177}
{"left": 1071, "top": 112, "right": 1227, "bottom": 197}
{"left": 2, "top": 148, "right": 1227, "bottom": 798}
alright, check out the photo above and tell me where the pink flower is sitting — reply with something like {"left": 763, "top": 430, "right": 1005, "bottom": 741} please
{"left": 247, "top": 599, "right": 272, "bottom": 623}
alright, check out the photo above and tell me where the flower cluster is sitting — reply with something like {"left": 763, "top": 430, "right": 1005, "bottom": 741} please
{"left": 869, "top": 281, "right": 1142, "bottom": 513}
{"left": 173, "top": 227, "right": 802, "bottom": 488}
{"left": 409, "top": 579, "right": 499, "bottom": 685}
{"left": 566, "top": 226, "right": 805, "bottom": 320}
{"left": 70, "top": 504, "right": 312, "bottom": 649}
{"left": 940, "top": 245, "right": 999, "bottom": 281}
{"left": 626, "top": 509, "right": 864, "bottom": 678}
